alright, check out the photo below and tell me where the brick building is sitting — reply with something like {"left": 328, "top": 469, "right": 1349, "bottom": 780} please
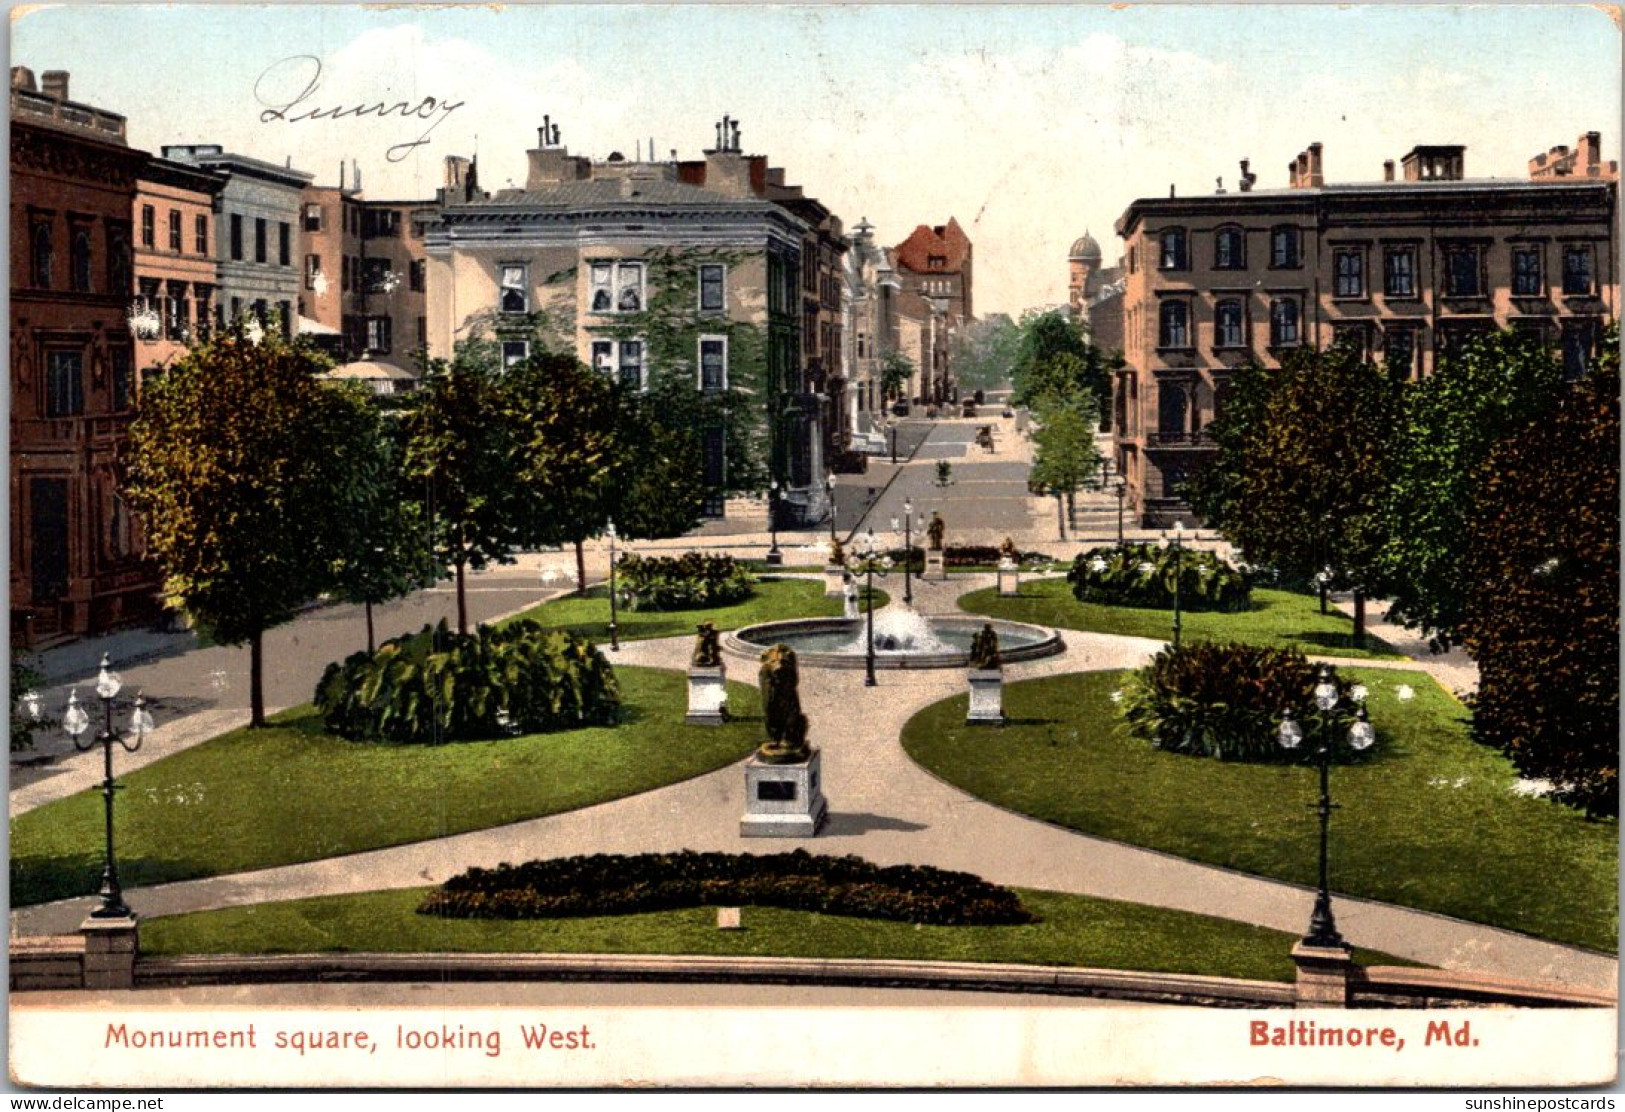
{"left": 1067, "top": 229, "right": 1125, "bottom": 356}
{"left": 1113, "top": 136, "right": 1619, "bottom": 527}
{"left": 10, "top": 68, "right": 153, "bottom": 643}
{"left": 893, "top": 217, "right": 973, "bottom": 403}
{"left": 132, "top": 156, "right": 225, "bottom": 376}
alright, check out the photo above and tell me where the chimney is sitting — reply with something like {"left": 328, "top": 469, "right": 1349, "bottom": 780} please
{"left": 1580, "top": 131, "right": 1602, "bottom": 175}
{"left": 443, "top": 154, "right": 469, "bottom": 189}
{"left": 1307, "top": 142, "right": 1324, "bottom": 187}
{"left": 1214, "top": 176, "right": 1226, "bottom": 195}
{"left": 1168, "top": 184, "right": 1176, "bottom": 198}
{"left": 40, "top": 70, "right": 68, "bottom": 100}
{"left": 10, "top": 66, "right": 36, "bottom": 92}
{"left": 1383, "top": 159, "right": 1395, "bottom": 182}
{"left": 1238, "top": 158, "right": 1256, "bottom": 193}
{"left": 1288, "top": 159, "right": 1298, "bottom": 188}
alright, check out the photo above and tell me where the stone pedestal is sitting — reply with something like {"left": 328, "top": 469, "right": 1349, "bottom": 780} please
{"left": 1291, "top": 941, "right": 1354, "bottom": 1008}
{"left": 967, "top": 670, "right": 1005, "bottom": 725}
{"left": 685, "top": 665, "right": 728, "bottom": 726}
{"left": 996, "top": 563, "right": 1020, "bottom": 596}
{"left": 80, "top": 913, "right": 139, "bottom": 991}
{"left": 765, "top": 549, "right": 784, "bottom": 567}
{"left": 741, "top": 750, "right": 828, "bottom": 837}
{"left": 924, "top": 551, "right": 947, "bottom": 581}
{"left": 824, "top": 566, "right": 847, "bottom": 598}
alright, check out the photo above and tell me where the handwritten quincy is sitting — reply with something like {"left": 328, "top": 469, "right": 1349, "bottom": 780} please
{"left": 255, "top": 55, "right": 464, "bottom": 162}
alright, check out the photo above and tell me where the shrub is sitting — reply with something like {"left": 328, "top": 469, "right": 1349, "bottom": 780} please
{"left": 315, "top": 619, "right": 619, "bottom": 744}
{"left": 1118, "top": 642, "right": 1363, "bottom": 763}
{"left": 1068, "top": 543, "right": 1250, "bottom": 612}
{"left": 942, "top": 544, "right": 1053, "bottom": 568}
{"left": 615, "top": 552, "right": 754, "bottom": 611}
{"left": 419, "top": 850, "right": 1034, "bottom": 926}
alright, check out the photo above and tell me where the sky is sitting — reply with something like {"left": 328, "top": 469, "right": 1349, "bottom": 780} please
{"left": 13, "top": 4, "right": 1620, "bottom": 317}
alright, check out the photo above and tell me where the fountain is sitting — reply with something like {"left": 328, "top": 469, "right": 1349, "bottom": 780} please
{"left": 725, "top": 605, "right": 1062, "bottom": 670}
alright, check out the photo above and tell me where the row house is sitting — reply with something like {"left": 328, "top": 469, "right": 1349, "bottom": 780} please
{"left": 893, "top": 217, "right": 973, "bottom": 404}
{"left": 424, "top": 120, "right": 824, "bottom": 521}
{"left": 10, "top": 68, "right": 152, "bottom": 643}
{"left": 842, "top": 218, "right": 902, "bottom": 431}
{"left": 1113, "top": 136, "right": 1619, "bottom": 527}
{"left": 132, "top": 156, "right": 226, "bottom": 372}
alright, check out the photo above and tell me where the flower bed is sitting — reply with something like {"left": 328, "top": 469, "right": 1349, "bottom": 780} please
{"left": 420, "top": 850, "right": 1033, "bottom": 926}
{"left": 1118, "top": 642, "right": 1364, "bottom": 763}
{"left": 315, "top": 620, "right": 619, "bottom": 744}
{"left": 1068, "top": 543, "right": 1249, "bottom": 611}
{"left": 616, "top": 552, "right": 755, "bottom": 610}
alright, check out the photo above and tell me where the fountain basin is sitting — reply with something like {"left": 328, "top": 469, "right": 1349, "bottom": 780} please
{"left": 724, "top": 614, "right": 1063, "bottom": 670}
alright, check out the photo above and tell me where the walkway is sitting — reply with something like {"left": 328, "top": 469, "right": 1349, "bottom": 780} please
{"left": 14, "top": 571, "right": 1610, "bottom": 994}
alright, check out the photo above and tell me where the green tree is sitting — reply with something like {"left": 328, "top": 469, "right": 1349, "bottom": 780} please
{"left": 949, "top": 313, "right": 1021, "bottom": 393}
{"left": 401, "top": 341, "right": 525, "bottom": 636}
{"left": 125, "top": 325, "right": 382, "bottom": 726}
{"left": 1186, "top": 344, "right": 1401, "bottom": 644}
{"left": 1028, "top": 395, "right": 1102, "bottom": 538}
{"left": 880, "top": 351, "right": 915, "bottom": 403}
{"left": 1010, "top": 309, "right": 1117, "bottom": 428}
{"left": 1461, "top": 348, "right": 1618, "bottom": 817}
{"left": 1379, "top": 330, "right": 1567, "bottom": 651}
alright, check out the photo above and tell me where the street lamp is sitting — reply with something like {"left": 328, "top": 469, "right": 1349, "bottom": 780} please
{"left": 1164, "top": 521, "right": 1200, "bottom": 650}
{"left": 1276, "top": 667, "right": 1375, "bottom": 951}
{"left": 605, "top": 518, "right": 620, "bottom": 652}
{"left": 1114, "top": 478, "right": 1128, "bottom": 546}
{"left": 59, "top": 655, "right": 154, "bottom": 919}
{"left": 887, "top": 418, "right": 899, "bottom": 465}
{"left": 825, "top": 472, "right": 838, "bottom": 543}
{"left": 766, "top": 481, "right": 783, "bottom": 567}
{"left": 890, "top": 496, "right": 918, "bottom": 605}
{"left": 846, "top": 529, "right": 892, "bottom": 688}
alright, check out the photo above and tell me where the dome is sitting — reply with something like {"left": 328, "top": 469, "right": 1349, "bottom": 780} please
{"left": 1068, "top": 230, "right": 1102, "bottom": 262}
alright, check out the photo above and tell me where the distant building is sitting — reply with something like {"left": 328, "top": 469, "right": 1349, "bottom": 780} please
{"left": 1113, "top": 137, "right": 1620, "bottom": 527}
{"left": 162, "top": 144, "right": 312, "bottom": 339}
{"left": 1067, "top": 229, "right": 1124, "bottom": 356}
{"left": 841, "top": 218, "right": 902, "bottom": 433}
{"left": 10, "top": 67, "right": 153, "bottom": 643}
{"left": 132, "top": 156, "right": 226, "bottom": 377}
{"left": 892, "top": 218, "right": 973, "bottom": 403}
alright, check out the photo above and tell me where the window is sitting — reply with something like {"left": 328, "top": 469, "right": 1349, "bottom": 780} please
{"left": 165, "top": 283, "right": 190, "bottom": 340}
{"left": 703, "top": 427, "right": 726, "bottom": 515}
{"left": 699, "top": 336, "right": 727, "bottom": 391}
{"left": 106, "top": 225, "right": 131, "bottom": 296}
{"left": 253, "top": 218, "right": 267, "bottom": 263}
{"left": 168, "top": 209, "right": 182, "bottom": 252}
{"left": 501, "top": 340, "right": 529, "bottom": 368}
{"left": 279, "top": 222, "right": 291, "bottom": 267}
{"left": 1333, "top": 248, "right": 1365, "bottom": 298}
{"left": 1157, "top": 300, "right": 1190, "bottom": 348}
{"left": 499, "top": 264, "right": 528, "bottom": 313}
{"left": 194, "top": 213, "right": 208, "bottom": 255}
{"left": 341, "top": 256, "right": 351, "bottom": 293}
{"left": 590, "top": 260, "right": 645, "bottom": 312}
{"left": 230, "top": 214, "right": 243, "bottom": 261}
{"left": 279, "top": 301, "right": 292, "bottom": 340}
{"left": 618, "top": 339, "right": 646, "bottom": 389}
{"left": 1508, "top": 247, "right": 1543, "bottom": 297}
{"left": 111, "top": 346, "right": 134, "bottom": 413}
{"left": 1269, "top": 297, "right": 1300, "bottom": 347}
{"left": 1383, "top": 326, "right": 1418, "bottom": 378}
{"left": 1562, "top": 319, "right": 1597, "bottom": 379}
{"left": 699, "top": 264, "right": 726, "bottom": 312}
{"left": 417, "top": 316, "right": 427, "bottom": 350}
{"left": 1157, "top": 382, "right": 1189, "bottom": 437}
{"left": 1159, "top": 228, "right": 1188, "bottom": 270}
{"left": 409, "top": 259, "right": 426, "bottom": 293}
{"left": 1562, "top": 246, "right": 1595, "bottom": 296}
{"left": 1383, "top": 246, "right": 1417, "bottom": 298}
{"left": 253, "top": 299, "right": 268, "bottom": 328}
{"left": 1214, "top": 299, "right": 1245, "bottom": 348}
{"left": 69, "top": 227, "right": 92, "bottom": 293}
{"left": 31, "top": 222, "right": 52, "bottom": 289}
{"left": 1436, "top": 322, "right": 1490, "bottom": 366}
{"left": 140, "top": 205, "right": 155, "bottom": 248}
{"left": 1442, "top": 244, "right": 1483, "bottom": 297}
{"left": 305, "top": 255, "right": 323, "bottom": 290}
{"left": 365, "top": 316, "right": 392, "bottom": 354}
{"left": 362, "top": 209, "right": 401, "bottom": 238}
{"left": 1271, "top": 226, "right": 1301, "bottom": 268}
{"left": 1214, "top": 227, "right": 1245, "bottom": 270}
{"left": 362, "top": 258, "right": 394, "bottom": 294}
{"left": 302, "top": 203, "right": 323, "bottom": 233}
{"left": 590, "top": 339, "right": 615, "bottom": 375}
{"left": 195, "top": 288, "right": 213, "bottom": 340}
{"left": 45, "top": 350, "right": 84, "bottom": 417}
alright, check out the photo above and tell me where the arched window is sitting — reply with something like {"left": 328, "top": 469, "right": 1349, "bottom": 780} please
{"left": 1214, "top": 227, "right": 1245, "bottom": 270}
{"left": 1215, "top": 299, "right": 1245, "bottom": 348}
{"left": 1269, "top": 297, "right": 1301, "bottom": 347}
{"left": 1158, "top": 300, "right": 1190, "bottom": 348}
{"left": 31, "top": 223, "right": 53, "bottom": 289}
{"left": 1158, "top": 382, "right": 1189, "bottom": 437}
{"left": 70, "top": 228, "right": 93, "bottom": 293}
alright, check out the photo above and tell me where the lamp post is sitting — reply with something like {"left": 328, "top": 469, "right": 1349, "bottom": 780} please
{"left": 847, "top": 529, "right": 891, "bottom": 688}
{"left": 1165, "top": 520, "right": 1193, "bottom": 650}
{"left": 825, "top": 472, "right": 837, "bottom": 543}
{"left": 766, "top": 481, "right": 782, "bottom": 566}
{"left": 1114, "top": 478, "right": 1127, "bottom": 546}
{"left": 1277, "top": 667, "right": 1375, "bottom": 951}
{"left": 887, "top": 418, "right": 899, "bottom": 465}
{"left": 59, "top": 655, "right": 154, "bottom": 919}
{"left": 891, "top": 496, "right": 917, "bottom": 605}
{"left": 605, "top": 518, "right": 620, "bottom": 652}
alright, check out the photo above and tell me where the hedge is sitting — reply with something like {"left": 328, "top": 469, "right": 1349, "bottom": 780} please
{"left": 1068, "top": 543, "right": 1250, "bottom": 611}
{"left": 616, "top": 552, "right": 755, "bottom": 610}
{"left": 419, "top": 850, "right": 1033, "bottom": 926}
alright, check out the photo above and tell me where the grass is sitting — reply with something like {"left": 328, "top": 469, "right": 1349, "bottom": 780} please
{"left": 902, "top": 668, "right": 1617, "bottom": 953}
{"left": 137, "top": 886, "right": 1402, "bottom": 983}
{"left": 960, "top": 578, "right": 1403, "bottom": 660}
{"left": 11, "top": 668, "right": 762, "bottom": 908}
{"left": 502, "top": 578, "right": 885, "bottom": 643}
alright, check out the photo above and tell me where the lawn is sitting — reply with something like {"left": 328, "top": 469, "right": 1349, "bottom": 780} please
{"left": 960, "top": 578, "right": 1402, "bottom": 660}
{"left": 12, "top": 668, "right": 762, "bottom": 908}
{"left": 138, "top": 886, "right": 1400, "bottom": 983}
{"left": 503, "top": 578, "right": 884, "bottom": 643}
{"left": 902, "top": 669, "right": 1617, "bottom": 952}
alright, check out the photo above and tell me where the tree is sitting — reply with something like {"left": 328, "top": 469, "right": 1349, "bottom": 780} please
{"left": 1459, "top": 346, "right": 1618, "bottom": 817}
{"left": 1027, "top": 394, "right": 1101, "bottom": 539}
{"left": 948, "top": 313, "right": 1021, "bottom": 393}
{"left": 125, "top": 325, "right": 382, "bottom": 726}
{"left": 401, "top": 341, "right": 525, "bottom": 636}
{"left": 1010, "top": 309, "right": 1117, "bottom": 428}
{"left": 1378, "top": 330, "right": 1566, "bottom": 651}
{"left": 1186, "top": 344, "right": 1401, "bottom": 643}
{"left": 880, "top": 351, "right": 915, "bottom": 403}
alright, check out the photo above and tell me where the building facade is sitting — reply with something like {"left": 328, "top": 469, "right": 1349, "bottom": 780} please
{"left": 1068, "top": 229, "right": 1125, "bottom": 356}
{"left": 132, "top": 156, "right": 225, "bottom": 376}
{"left": 893, "top": 217, "right": 973, "bottom": 403}
{"left": 424, "top": 122, "right": 825, "bottom": 520}
{"left": 162, "top": 144, "right": 311, "bottom": 337}
{"left": 1113, "top": 137, "right": 1619, "bottom": 527}
{"left": 10, "top": 68, "right": 153, "bottom": 643}
{"left": 841, "top": 218, "right": 902, "bottom": 433}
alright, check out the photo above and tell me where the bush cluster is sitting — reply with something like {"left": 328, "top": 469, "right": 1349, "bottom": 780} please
{"left": 419, "top": 850, "right": 1034, "bottom": 926}
{"left": 1118, "top": 642, "right": 1363, "bottom": 763}
{"left": 1068, "top": 543, "right": 1250, "bottom": 612}
{"left": 615, "top": 552, "right": 755, "bottom": 611}
{"left": 875, "top": 544, "right": 1053, "bottom": 572}
{"left": 315, "top": 620, "right": 620, "bottom": 744}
